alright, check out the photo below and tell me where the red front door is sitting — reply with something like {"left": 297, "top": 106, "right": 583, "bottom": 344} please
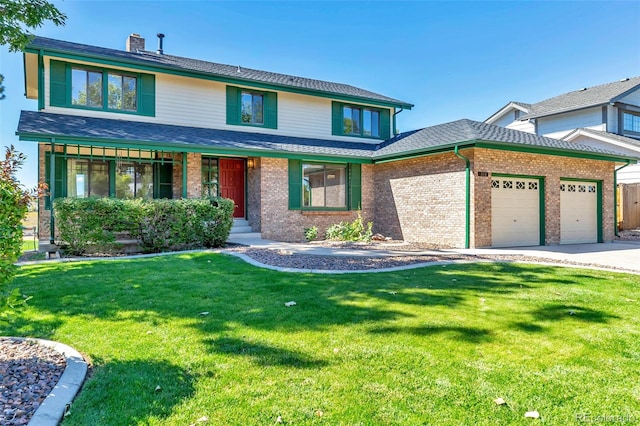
{"left": 219, "top": 158, "right": 245, "bottom": 218}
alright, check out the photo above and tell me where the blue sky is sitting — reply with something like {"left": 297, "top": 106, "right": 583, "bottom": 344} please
{"left": 1, "top": 0, "right": 639, "bottom": 188}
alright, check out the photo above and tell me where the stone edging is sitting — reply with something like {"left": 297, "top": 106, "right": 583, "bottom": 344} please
{"left": 23, "top": 338, "right": 88, "bottom": 426}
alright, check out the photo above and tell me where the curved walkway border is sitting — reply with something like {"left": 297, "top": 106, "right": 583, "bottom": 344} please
{"left": 24, "top": 338, "right": 88, "bottom": 426}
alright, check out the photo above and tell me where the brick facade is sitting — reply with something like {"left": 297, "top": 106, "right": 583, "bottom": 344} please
{"left": 472, "top": 148, "right": 615, "bottom": 247}
{"left": 257, "top": 158, "right": 375, "bottom": 242}
{"left": 374, "top": 152, "right": 468, "bottom": 247}
{"left": 35, "top": 141, "right": 617, "bottom": 248}
{"left": 247, "top": 157, "right": 261, "bottom": 231}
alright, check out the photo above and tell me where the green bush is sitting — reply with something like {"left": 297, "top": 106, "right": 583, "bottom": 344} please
{"left": 54, "top": 197, "right": 142, "bottom": 255}
{"left": 325, "top": 212, "right": 373, "bottom": 242}
{"left": 134, "top": 198, "right": 234, "bottom": 253}
{"left": 304, "top": 226, "right": 318, "bottom": 242}
{"left": 54, "top": 197, "right": 234, "bottom": 255}
{"left": 1, "top": 146, "right": 42, "bottom": 323}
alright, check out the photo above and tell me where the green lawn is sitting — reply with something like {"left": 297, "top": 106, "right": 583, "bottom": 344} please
{"left": 21, "top": 238, "right": 38, "bottom": 253}
{"left": 6, "top": 253, "right": 640, "bottom": 425}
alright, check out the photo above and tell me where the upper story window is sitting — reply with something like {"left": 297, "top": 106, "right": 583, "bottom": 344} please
{"left": 72, "top": 69, "right": 103, "bottom": 108}
{"left": 332, "top": 101, "right": 390, "bottom": 139}
{"left": 241, "top": 91, "right": 264, "bottom": 125}
{"left": 108, "top": 73, "right": 138, "bottom": 111}
{"left": 226, "top": 85, "right": 277, "bottom": 129}
{"left": 50, "top": 60, "right": 155, "bottom": 116}
{"left": 623, "top": 112, "right": 640, "bottom": 133}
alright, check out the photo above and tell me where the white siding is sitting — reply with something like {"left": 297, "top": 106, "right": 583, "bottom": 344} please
{"left": 506, "top": 119, "right": 535, "bottom": 134}
{"left": 619, "top": 87, "right": 640, "bottom": 106}
{"left": 569, "top": 135, "right": 640, "bottom": 158}
{"left": 490, "top": 111, "right": 518, "bottom": 128}
{"left": 537, "top": 108, "right": 604, "bottom": 137}
{"left": 42, "top": 57, "right": 391, "bottom": 144}
{"left": 607, "top": 105, "right": 617, "bottom": 133}
{"left": 618, "top": 164, "right": 640, "bottom": 184}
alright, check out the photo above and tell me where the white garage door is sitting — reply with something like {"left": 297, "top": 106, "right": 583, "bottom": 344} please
{"left": 491, "top": 177, "right": 541, "bottom": 247}
{"left": 560, "top": 181, "right": 598, "bottom": 244}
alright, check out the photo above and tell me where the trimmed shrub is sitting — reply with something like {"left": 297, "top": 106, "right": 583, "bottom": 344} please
{"left": 54, "top": 197, "right": 142, "bottom": 255}
{"left": 54, "top": 197, "right": 234, "bottom": 255}
{"left": 325, "top": 212, "right": 373, "bottom": 242}
{"left": 133, "top": 198, "right": 234, "bottom": 253}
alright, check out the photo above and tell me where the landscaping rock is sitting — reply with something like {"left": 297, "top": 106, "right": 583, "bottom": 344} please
{"left": 0, "top": 338, "right": 66, "bottom": 425}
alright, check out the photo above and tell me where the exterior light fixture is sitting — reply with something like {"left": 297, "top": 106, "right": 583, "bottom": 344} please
{"left": 247, "top": 158, "right": 255, "bottom": 169}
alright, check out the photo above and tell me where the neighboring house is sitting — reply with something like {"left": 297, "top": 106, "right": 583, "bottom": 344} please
{"left": 16, "top": 34, "right": 636, "bottom": 248}
{"left": 485, "top": 76, "right": 640, "bottom": 184}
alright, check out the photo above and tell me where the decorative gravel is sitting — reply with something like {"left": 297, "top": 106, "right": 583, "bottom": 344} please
{"left": 224, "top": 245, "right": 640, "bottom": 273}
{"left": 0, "top": 338, "right": 66, "bottom": 426}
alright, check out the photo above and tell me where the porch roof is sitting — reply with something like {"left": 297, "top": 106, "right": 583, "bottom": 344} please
{"left": 16, "top": 111, "right": 378, "bottom": 162}
{"left": 17, "top": 111, "right": 637, "bottom": 164}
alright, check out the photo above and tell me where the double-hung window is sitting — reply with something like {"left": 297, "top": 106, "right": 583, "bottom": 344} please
{"left": 332, "top": 101, "right": 389, "bottom": 139}
{"left": 226, "top": 85, "right": 277, "bottom": 129}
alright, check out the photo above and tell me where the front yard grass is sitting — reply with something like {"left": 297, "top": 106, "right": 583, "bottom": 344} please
{"left": 6, "top": 253, "right": 640, "bottom": 425}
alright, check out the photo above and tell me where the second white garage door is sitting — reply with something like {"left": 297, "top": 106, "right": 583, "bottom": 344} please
{"left": 491, "top": 177, "right": 541, "bottom": 247}
{"left": 560, "top": 181, "right": 598, "bottom": 244}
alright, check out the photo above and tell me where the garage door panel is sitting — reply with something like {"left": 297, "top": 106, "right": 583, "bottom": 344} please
{"left": 491, "top": 177, "right": 540, "bottom": 247}
{"left": 560, "top": 181, "right": 597, "bottom": 244}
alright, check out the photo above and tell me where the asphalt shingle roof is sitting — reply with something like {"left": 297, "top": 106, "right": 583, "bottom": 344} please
{"left": 16, "top": 111, "right": 378, "bottom": 158}
{"left": 520, "top": 76, "right": 640, "bottom": 120}
{"left": 373, "top": 119, "right": 630, "bottom": 159}
{"left": 28, "top": 36, "right": 413, "bottom": 108}
{"left": 18, "top": 111, "right": 633, "bottom": 162}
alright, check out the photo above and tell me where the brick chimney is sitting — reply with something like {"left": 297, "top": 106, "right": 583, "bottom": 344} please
{"left": 126, "top": 33, "right": 145, "bottom": 52}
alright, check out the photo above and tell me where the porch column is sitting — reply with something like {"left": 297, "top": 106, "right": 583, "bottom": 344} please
{"left": 182, "top": 153, "right": 187, "bottom": 198}
{"left": 49, "top": 141, "right": 56, "bottom": 244}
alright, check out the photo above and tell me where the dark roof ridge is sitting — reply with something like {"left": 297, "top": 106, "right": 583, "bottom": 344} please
{"left": 27, "top": 36, "right": 413, "bottom": 107}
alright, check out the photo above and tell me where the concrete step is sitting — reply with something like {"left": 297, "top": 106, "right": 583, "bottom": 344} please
{"left": 230, "top": 226, "right": 253, "bottom": 234}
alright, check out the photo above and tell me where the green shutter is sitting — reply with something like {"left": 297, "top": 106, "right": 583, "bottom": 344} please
{"left": 50, "top": 60, "right": 68, "bottom": 107}
{"left": 380, "top": 108, "right": 391, "bottom": 140}
{"left": 264, "top": 91, "right": 278, "bottom": 129}
{"left": 288, "top": 159, "right": 302, "bottom": 210}
{"left": 44, "top": 152, "right": 66, "bottom": 209}
{"left": 226, "top": 86, "right": 240, "bottom": 125}
{"left": 349, "top": 163, "right": 362, "bottom": 210}
{"left": 154, "top": 163, "right": 173, "bottom": 199}
{"left": 331, "top": 101, "right": 343, "bottom": 136}
{"left": 139, "top": 73, "right": 156, "bottom": 116}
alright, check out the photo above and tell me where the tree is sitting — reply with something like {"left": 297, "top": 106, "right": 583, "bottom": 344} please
{"left": 0, "top": 0, "right": 67, "bottom": 100}
{"left": 0, "top": 146, "right": 45, "bottom": 322}
{"left": 0, "top": 0, "right": 67, "bottom": 52}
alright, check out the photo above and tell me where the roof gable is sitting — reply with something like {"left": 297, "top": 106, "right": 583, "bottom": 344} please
{"left": 563, "top": 128, "right": 640, "bottom": 151}
{"left": 26, "top": 36, "right": 413, "bottom": 109}
{"left": 485, "top": 101, "right": 531, "bottom": 124}
{"left": 520, "top": 76, "right": 640, "bottom": 120}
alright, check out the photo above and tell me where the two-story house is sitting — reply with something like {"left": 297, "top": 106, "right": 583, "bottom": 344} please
{"left": 16, "top": 34, "right": 636, "bottom": 248}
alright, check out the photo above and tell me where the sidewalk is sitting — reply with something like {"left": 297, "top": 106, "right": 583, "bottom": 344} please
{"left": 228, "top": 234, "right": 640, "bottom": 272}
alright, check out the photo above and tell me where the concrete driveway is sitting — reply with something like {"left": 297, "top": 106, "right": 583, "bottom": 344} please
{"left": 459, "top": 241, "right": 640, "bottom": 272}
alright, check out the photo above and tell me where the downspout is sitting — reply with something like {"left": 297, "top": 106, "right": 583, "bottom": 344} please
{"left": 49, "top": 139, "right": 56, "bottom": 244}
{"left": 392, "top": 107, "right": 404, "bottom": 136}
{"left": 614, "top": 161, "right": 631, "bottom": 237}
{"left": 454, "top": 146, "right": 471, "bottom": 249}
